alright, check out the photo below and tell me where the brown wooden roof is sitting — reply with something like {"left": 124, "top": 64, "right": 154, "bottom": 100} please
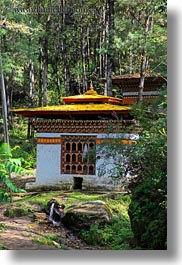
{"left": 102, "top": 74, "right": 167, "bottom": 92}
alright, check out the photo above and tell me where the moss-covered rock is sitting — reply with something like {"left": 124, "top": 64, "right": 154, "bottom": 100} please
{"left": 4, "top": 206, "right": 32, "bottom": 218}
{"left": 62, "top": 200, "right": 112, "bottom": 230}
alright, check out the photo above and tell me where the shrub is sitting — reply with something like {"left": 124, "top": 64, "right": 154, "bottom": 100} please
{"left": 81, "top": 214, "right": 134, "bottom": 249}
{"left": 0, "top": 143, "right": 26, "bottom": 202}
{"left": 126, "top": 91, "right": 167, "bottom": 249}
{"left": 80, "top": 195, "right": 134, "bottom": 250}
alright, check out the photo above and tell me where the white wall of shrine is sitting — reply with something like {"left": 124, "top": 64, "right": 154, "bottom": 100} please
{"left": 26, "top": 132, "right": 138, "bottom": 190}
{"left": 36, "top": 143, "right": 61, "bottom": 185}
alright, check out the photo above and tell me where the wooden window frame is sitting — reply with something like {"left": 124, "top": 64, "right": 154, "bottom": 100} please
{"left": 61, "top": 135, "right": 96, "bottom": 175}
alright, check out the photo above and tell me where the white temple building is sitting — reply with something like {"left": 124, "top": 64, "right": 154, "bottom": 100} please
{"left": 15, "top": 84, "right": 138, "bottom": 190}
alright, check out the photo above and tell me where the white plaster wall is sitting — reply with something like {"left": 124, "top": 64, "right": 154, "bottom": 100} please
{"left": 96, "top": 145, "right": 118, "bottom": 179}
{"left": 37, "top": 132, "right": 139, "bottom": 140}
{"left": 36, "top": 144, "right": 61, "bottom": 184}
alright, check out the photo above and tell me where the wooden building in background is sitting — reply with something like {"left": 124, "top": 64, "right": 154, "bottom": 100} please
{"left": 103, "top": 74, "right": 167, "bottom": 105}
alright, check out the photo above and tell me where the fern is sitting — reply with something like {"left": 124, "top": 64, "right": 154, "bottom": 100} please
{"left": 0, "top": 143, "right": 26, "bottom": 202}
{"left": 0, "top": 190, "right": 9, "bottom": 202}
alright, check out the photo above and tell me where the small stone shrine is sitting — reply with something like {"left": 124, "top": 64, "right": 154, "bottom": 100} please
{"left": 15, "top": 83, "right": 138, "bottom": 190}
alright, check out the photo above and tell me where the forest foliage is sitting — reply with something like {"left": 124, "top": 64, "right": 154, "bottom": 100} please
{"left": 0, "top": 0, "right": 167, "bottom": 114}
{"left": 127, "top": 91, "right": 167, "bottom": 249}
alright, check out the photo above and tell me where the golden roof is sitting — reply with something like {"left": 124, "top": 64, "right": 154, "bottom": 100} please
{"left": 14, "top": 84, "right": 130, "bottom": 118}
{"left": 14, "top": 104, "right": 130, "bottom": 117}
{"left": 63, "top": 87, "right": 122, "bottom": 104}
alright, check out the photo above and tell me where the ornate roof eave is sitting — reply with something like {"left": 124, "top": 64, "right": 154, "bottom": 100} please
{"left": 63, "top": 97, "right": 122, "bottom": 104}
{"left": 13, "top": 104, "right": 131, "bottom": 118}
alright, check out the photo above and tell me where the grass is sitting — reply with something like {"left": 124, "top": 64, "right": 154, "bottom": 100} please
{"left": 15, "top": 191, "right": 107, "bottom": 210}
{"left": 0, "top": 223, "right": 7, "bottom": 250}
{"left": 0, "top": 222, "right": 7, "bottom": 231}
{"left": 10, "top": 191, "right": 133, "bottom": 250}
{"left": 3, "top": 205, "right": 34, "bottom": 218}
{"left": 0, "top": 245, "right": 6, "bottom": 250}
{"left": 33, "top": 234, "right": 61, "bottom": 248}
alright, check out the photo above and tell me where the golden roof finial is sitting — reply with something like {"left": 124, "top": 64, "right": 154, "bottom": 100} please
{"left": 90, "top": 81, "right": 94, "bottom": 90}
{"left": 85, "top": 81, "right": 98, "bottom": 95}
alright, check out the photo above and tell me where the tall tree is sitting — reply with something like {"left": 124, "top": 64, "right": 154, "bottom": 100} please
{"left": 0, "top": 49, "right": 9, "bottom": 143}
{"left": 105, "top": 0, "right": 114, "bottom": 96}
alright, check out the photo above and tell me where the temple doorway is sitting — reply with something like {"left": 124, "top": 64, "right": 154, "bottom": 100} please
{"left": 73, "top": 177, "right": 83, "bottom": 190}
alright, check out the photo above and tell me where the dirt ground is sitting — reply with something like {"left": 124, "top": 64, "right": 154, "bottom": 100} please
{"left": 0, "top": 201, "right": 103, "bottom": 250}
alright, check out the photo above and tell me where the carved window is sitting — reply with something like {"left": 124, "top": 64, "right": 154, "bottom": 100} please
{"left": 89, "top": 165, "right": 94, "bottom": 175}
{"left": 83, "top": 165, "right": 87, "bottom": 174}
{"left": 72, "top": 154, "right": 76, "bottom": 162}
{"left": 72, "top": 143, "right": 76, "bottom": 152}
{"left": 66, "top": 154, "right": 70, "bottom": 163}
{"left": 66, "top": 143, "right": 70, "bottom": 152}
{"left": 66, "top": 165, "right": 70, "bottom": 174}
{"left": 77, "top": 165, "right": 82, "bottom": 172}
{"left": 72, "top": 165, "right": 76, "bottom": 174}
{"left": 61, "top": 135, "right": 96, "bottom": 175}
{"left": 78, "top": 143, "right": 82, "bottom": 151}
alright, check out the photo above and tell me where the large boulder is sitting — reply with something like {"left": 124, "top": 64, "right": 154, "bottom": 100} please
{"left": 61, "top": 200, "right": 112, "bottom": 230}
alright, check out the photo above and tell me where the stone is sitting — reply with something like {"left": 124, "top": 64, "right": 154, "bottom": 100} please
{"left": 61, "top": 200, "right": 112, "bottom": 230}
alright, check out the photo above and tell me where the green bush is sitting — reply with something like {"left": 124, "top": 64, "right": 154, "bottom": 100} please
{"left": 81, "top": 214, "right": 133, "bottom": 249}
{"left": 128, "top": 181, "right": 167, "bottom": 249}
{"left": 126, "top": 91, "right": 167, "bottom": 249}
{"left": 11, "top": 144, "right": 36, "bottom": 169}
{"left": 9, "top": 118, "right": 36, "bottom": 169}
{"left": 0, "top": 143, "right": 27, "bottom": 202}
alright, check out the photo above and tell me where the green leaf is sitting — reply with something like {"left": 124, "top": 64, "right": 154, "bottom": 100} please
{"left": 0, "top": 190, "right": 9, "bottom": 202}
{"left": 0, "top": 143, "right": 12, "bottom": 159}
{"left": 1, "top": 175, "right": 26, "bottom": 193}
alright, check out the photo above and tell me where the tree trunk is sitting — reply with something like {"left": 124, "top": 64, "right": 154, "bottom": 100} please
{"left": 38, "top": 44, "right": 43, "bottom": 107}
{"left": 6, "top": 79, "right": 13, "bottom": 130}
{"left": 104, "top": 0, "right": 114, "bottom": 96}
{"left": 43, "top": 15, "right": 50, "bottom": 106}
{"left": 138, "top": 53, "right": 148, "bottom": 105}
{"left": 43, "top": 31, "right": 48, "bottom": 106}
{"left": 27, "top": 59, "right": 35, "bottom": 139}
{"left": 0, "top": 50, "right": 9, "bottom": 144}
{"left": 81, "top": 23, "right": 88, "bottom": 93}
{"left": 137, "top": 14, "right": 153, "bottom": 105}
{"left": 86, "top": 27, "right": 90, "bottom": 75}
{"left": 61, "top": 0, "right": 70, "bottom": 95}
{"left": 129, "top": 49, "right": 133, "bottom": 74}
{"left": 29, "top": 59, "right": 34, "bottom": 105}
{"left": 100, "top": 6, "right": 106, "bottom": 79}
{"left": 43, "top": 58, "right": 48, "bottom": 106}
